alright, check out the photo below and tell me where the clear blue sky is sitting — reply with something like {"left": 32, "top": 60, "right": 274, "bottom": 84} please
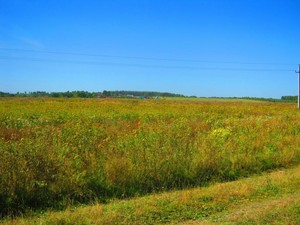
{"left": 0, "top": 0, "right": 299, "bottom": 98}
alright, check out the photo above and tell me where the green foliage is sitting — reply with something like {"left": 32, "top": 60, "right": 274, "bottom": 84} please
{"left": 0, "top": 92, "right": 15, "bottom": 97}
{"left": 0, "top": 90, "right": 185, "bottom": 98}
{"left": 101, "top": 90, "right": 185, "bottom": 98}
{"left": 281, "top": 95, "right": 298, "bottom": 102}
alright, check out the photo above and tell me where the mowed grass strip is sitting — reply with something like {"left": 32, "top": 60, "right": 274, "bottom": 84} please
{"left": 3, "top": 164, "right": 300, "bottom": 225}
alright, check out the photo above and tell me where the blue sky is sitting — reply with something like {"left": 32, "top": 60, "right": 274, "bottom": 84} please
{"left": 0, "top": 0, "right": 299, "bottom": 98}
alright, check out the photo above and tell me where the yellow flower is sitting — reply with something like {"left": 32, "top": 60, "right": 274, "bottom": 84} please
{"left": 211, "top": 127, "right": 232, "bottom": 138}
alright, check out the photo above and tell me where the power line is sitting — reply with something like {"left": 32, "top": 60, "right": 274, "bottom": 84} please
{"left": 0, "top": 55, "right": 294, "bottom": 72}
{"left": 0, "top": 47, "right": 296, "bottom": 66}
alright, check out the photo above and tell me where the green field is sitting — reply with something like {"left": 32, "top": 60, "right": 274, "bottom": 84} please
{"left": 1, "top": 98, "right": 300, "bottom": 223}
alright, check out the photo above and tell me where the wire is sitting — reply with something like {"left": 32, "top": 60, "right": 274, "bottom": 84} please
{"left": 0, "top": 56, "right": 294, "bottom": 72}
{"left": 0, "top": 47, "right": 296, "bottom": 66}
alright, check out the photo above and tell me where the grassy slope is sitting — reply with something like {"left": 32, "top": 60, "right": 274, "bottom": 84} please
{"left": 3, "top": 164, "right": 300, "bottom": 225}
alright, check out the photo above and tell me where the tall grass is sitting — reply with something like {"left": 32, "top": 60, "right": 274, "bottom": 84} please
{"left": 0, "top": 98, "right": 300, "bottom": 216}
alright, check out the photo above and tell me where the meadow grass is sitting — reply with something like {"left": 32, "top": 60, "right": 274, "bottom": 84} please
{"left": 3, "top": 162, "right": 300, "bottom": 224}
{"left": 0, "top": 97, "right": 300, "bottom": 217}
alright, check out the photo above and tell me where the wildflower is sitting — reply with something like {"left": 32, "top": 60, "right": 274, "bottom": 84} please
{"left": 211, "top": 127, "right": 232, "bottom": 138}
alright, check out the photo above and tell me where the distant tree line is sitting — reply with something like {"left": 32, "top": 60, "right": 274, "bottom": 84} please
{"left": 197, "top": 96, "right": 299, "bottom": 102}
{"left": 0, "top": 92, "right": 15, "bottom": 97}
{"left": 0, "top": 90, "right": 185, "bottom": 98}
{"left": 209, "top": 96, "right": 284, "bottom": 102}
{"left": 0, "top": 91, "right": 98, "bottom": 98}
{"left": 102, "top": 90, "right": 185, "bottom": 98}
{"left": 1, "top": 91, "right": 298, "bottom": 102}
{"left": 281, "top": 96, "right": 298, "bottom": 102}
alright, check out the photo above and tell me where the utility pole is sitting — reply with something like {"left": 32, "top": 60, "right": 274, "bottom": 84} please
{"left": 297, "top": 64, "right": 300, "bottom": 109}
